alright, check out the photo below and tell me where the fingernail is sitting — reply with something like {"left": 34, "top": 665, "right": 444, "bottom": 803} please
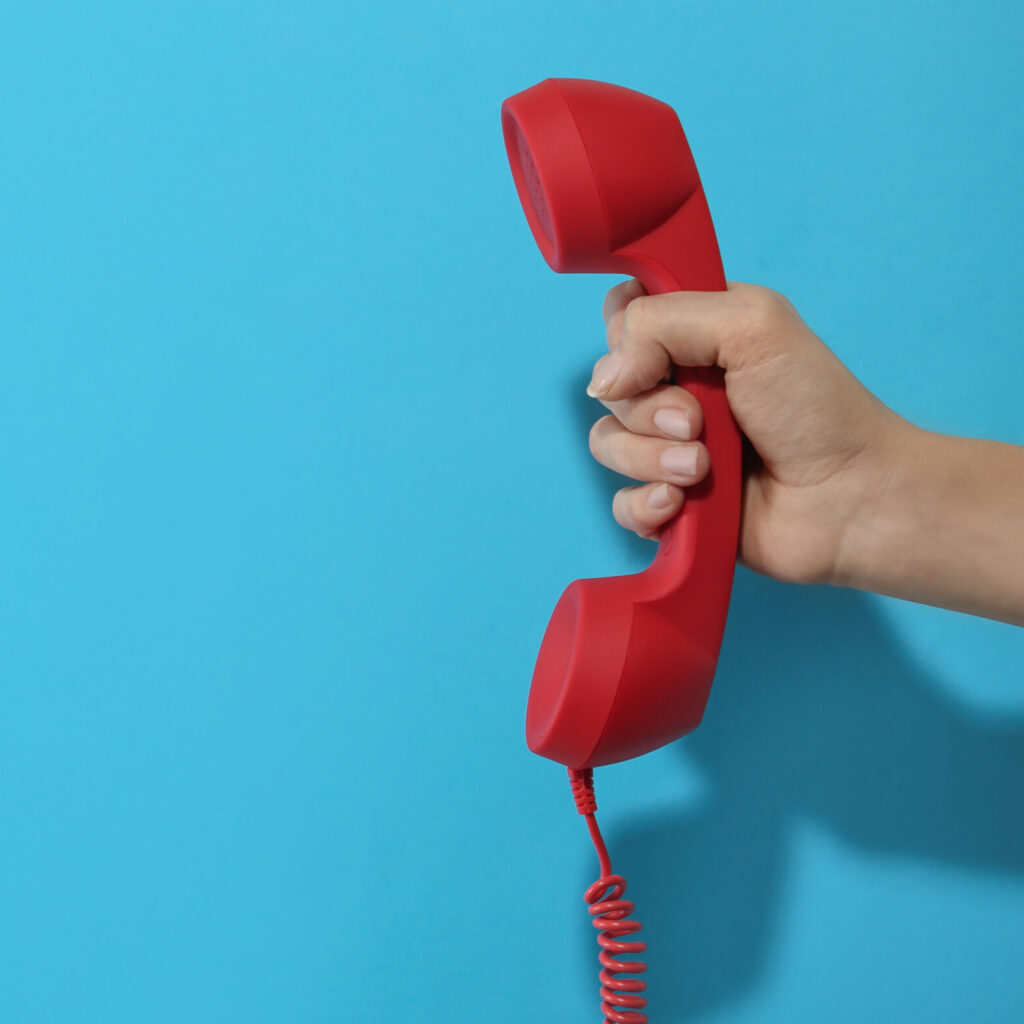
{"left": 647, "top": 483, "right": 675, "bottom": 509}
{"left": 653, "top": 408, "right": 691, "bottom": 440}
{"left": 660, "top": 445, "right": 699, "bottom": 477}
{"left": 586, "top": 351, "right": 622, "bottom": 398}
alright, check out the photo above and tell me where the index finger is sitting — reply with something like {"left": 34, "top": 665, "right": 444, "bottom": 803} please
{"left": 589, "top": 284, "right": 760, "bottom": 401}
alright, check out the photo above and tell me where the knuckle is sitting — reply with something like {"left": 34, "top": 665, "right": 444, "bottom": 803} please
{"left": 673, "top": 385, "right": 703, "bottom": 417}
{"left": 603, "top": 278, "right": 642, "bottom": 321}
{"left": 588, "top": 414, "right": 613, "bottom": 457}
{"left": 733, "top": 285, "right": 789, "bottom": 340}
{"left": 694, "top": 442, "right": 711, "bottom": 478}
{"left": 619, "top": 294, "right": 655, "bottom": 352}
{"left": 635, "top": 486, "right": 660, "bottom": 521}
{"left": 611, "top": 487, "right": 635, "bottom": 527}
{"left": 605, "top": 308, "right": 625, "bottom": 347}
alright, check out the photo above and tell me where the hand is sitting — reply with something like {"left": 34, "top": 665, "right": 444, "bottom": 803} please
{"left": 586, "top": 279, "right": 907, "bottom": 586}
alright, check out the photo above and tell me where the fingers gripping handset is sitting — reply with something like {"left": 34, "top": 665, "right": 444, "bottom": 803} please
{"left": 502, "top": 79, "right": 742, "bottom": 769}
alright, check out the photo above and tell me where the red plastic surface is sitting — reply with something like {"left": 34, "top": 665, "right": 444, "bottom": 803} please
{"left": 502, "top": 79, "right": 742, "bottom": 769}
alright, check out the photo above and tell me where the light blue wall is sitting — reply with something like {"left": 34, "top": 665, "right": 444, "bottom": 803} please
{"left": 1, "top": 2, "right": 1021, "bottom": 1021}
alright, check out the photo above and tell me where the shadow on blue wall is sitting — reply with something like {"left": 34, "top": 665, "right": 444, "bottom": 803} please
{"left": 570, "top": 378, "right": 1024, "bottom": 1022}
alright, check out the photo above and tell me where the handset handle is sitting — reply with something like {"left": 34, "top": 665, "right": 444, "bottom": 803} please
{"left": 616, "top": 186, "right": 742, "bottom": 663}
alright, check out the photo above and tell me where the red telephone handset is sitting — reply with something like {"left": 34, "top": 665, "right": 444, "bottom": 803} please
{"left": 502, "top": 79, "right": 742, "bottom": 769}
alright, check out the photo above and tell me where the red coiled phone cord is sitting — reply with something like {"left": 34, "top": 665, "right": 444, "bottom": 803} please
{"left": 568, "top": 767, "right": 648, "bottom": 1024}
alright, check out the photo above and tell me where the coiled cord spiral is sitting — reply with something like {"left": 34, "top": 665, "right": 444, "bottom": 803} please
{"left": 568, "top": 767, "right": 648, "bottom": 1024}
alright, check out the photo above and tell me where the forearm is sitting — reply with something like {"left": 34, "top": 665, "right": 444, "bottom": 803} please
{"left": 835, "top": 422, "right": 1024, "bottom": 625}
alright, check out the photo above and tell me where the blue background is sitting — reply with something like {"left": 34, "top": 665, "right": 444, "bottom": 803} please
{"left": 1, "top": 1, "right": 1022, "bottom": 1021}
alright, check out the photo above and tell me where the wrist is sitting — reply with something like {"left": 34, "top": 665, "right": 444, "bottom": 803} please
{"left": 830, "top": 410, "right": 933, "bottom": 594}
{"left": 830, "top": 417, "right": 1024, "bottom": 623}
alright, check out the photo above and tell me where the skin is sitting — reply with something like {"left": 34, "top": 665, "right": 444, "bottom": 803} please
{"left": 586, "top": 279, "right": 1024, "bottom": 626}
